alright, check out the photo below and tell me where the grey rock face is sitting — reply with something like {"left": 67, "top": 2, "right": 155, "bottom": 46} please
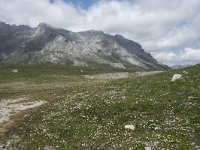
{"left": 0, "top": 21, "right": 168, "bottom": 69}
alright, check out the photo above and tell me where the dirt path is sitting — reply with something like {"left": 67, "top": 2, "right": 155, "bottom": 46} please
{"left": 84, "top": 71, "right": 163, "bottom": 80}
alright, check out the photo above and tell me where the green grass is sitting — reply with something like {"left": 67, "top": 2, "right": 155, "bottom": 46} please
{"left": 0, "top": 64, "right": 200, "bottom": 149}
{"left": 0, "top": 64, "right": 140, "bottom": 83}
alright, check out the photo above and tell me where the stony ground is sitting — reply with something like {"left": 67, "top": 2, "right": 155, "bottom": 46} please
{"left": 0, "top": 64, "right": 199, "bottom": 150}
{"left": 0, "top": 70, "right": 160, "bottom": 133}
{"left": 84, "top": 71, "right": 163, "bottom": 80}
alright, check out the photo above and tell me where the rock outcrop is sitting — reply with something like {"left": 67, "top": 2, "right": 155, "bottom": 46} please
{"left": 0, "top": 21, "right": 168, "bottom": 69}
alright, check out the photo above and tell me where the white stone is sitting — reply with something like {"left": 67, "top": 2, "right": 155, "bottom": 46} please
{"left": 145, "top": 146, "right": 152, "bottom": 150}
{"left": 11, "top": 69, "right": 18, "bottom": 73}
{"left": 171, "top": 74, "right": 182, "bottom": 81}
{"left": 125, "top": 125, "right": 135, "bottom": 130}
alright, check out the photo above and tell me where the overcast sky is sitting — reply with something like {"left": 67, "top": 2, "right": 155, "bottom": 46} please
{"left": 0, "top": 0, "right": 200, "bottom": 66}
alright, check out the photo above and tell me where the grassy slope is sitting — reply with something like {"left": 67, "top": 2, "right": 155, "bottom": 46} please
{"left": 0, "top": 64, "right": 141, "bottom": 83}
{"left": 0, "top": 64, "right": 200, "bottom": 149}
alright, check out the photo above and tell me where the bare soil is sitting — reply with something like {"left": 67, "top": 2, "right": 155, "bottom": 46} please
{"left": 84, "top": 71, "right": 163, "bottom": 80}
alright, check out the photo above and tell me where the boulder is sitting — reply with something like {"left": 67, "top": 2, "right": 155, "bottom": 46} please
{"left": 171, "top": 74, "right": 182, "bottom": 81}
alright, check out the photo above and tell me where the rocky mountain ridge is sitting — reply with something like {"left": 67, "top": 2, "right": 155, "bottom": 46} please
{"left": 0, "top": 21, "right": 168, "bottom": 69}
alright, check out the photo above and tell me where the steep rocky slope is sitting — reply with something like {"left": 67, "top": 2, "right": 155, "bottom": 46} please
{"left": 0, "top": 21, "right": 168, "bottom": 69}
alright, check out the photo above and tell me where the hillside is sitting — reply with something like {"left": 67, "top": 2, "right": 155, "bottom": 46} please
{"left": 0, "top": 21, "right": 168, "bottom": 70}
{"left": 0, "top": 64, "right": 199, "bottom": 149}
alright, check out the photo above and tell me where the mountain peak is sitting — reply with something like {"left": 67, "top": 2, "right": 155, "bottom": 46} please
{"left": 37, "top": 22, "right": 49, "bottom": 27}
{"left": 36, "top": 22, "right": 51, "bottom": 29}
{"left": 79, "top": 29, "right": 104, "bottom": 35}
{"left": 32, "top": 23, "right": 52, "bottom": 36}
{"left": 0, "top": 21, "right": 9, "bottom": 27}
{"left": 0, "top": 21, "right": 6, "bottom": 24}
{"left": 114, "top": 34, "right": 125, "bottom": 39}
{"left": 87, "top": 29, "right": 104, "bottom": 33}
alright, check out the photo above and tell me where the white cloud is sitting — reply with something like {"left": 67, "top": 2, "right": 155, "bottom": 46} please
{"left": 0, "top": 0, "right": 200, "bottom": 65}
{"left": 153, "top": 48, "right": 200, "bottom": 66}
{"left": 181, "top": 48, "right": 200, "bottom": 61}
{"left": 0, "top": 0, "right": 82, "bottom": 29}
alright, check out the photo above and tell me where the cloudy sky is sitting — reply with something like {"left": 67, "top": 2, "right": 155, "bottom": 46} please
{"left": 0, "top": 0, "right": 200, "bottom": 66}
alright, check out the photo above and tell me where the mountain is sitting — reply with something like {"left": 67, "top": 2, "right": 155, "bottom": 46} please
{"left": 171, "top": 64, "right": 190, "bottom": 69}
{"left": 0, "top": 21, "right": 168, "bottom": 69}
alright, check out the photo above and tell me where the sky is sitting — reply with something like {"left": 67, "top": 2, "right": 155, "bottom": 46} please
{"left": 62, "top": 0, "right": 98, "bottom": 9}
{"left": 0, "top": 0, "right": 200, "bottom": 66}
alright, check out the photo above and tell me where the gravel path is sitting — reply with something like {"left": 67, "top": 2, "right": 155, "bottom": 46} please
{"left": 84, "top": 71, "right": 163, "bottom": 80}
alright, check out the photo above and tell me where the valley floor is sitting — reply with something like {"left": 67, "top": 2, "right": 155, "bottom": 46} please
{"left": 0, "top": 65, "right": 199, "bottom": 150}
